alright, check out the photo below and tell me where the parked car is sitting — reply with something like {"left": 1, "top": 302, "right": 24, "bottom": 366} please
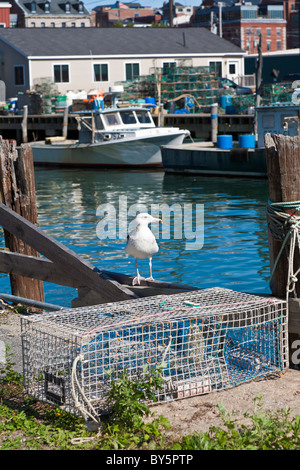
{"left": 218, "top": 77, "right": 253, "bottom": 95}
{"left": 282, "top": 73, "right": 300, "bottom": 82}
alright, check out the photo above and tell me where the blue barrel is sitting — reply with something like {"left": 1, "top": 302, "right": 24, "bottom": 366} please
{"left": 239, "top": 134, "right": 255, "bottom": 149}
{"left": 145, "top": 97, "right": 156, "bottom": 108}
{"left": 217, "top": 135, "right": 233, "bottom": 149}
{"left": 220, "top": 95, "right": 232, "bottom": 109}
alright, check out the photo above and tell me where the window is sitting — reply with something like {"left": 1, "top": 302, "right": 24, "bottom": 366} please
{"left": 246, "top": 28, "right": 251, "bottom": 36}
{"left": 209, "top": 61, "right": 222, "bottom": 77}
{"left": 267, "top": 40, "right": 271, "bottom": 51}
{"left": 229, "top": 63, "right": 236, "bottom": 75}
{"left": 241, "top": 9, "right": 256, "bottom": 19}
{"left": 136, "top": 110, "right": 152, "bottom": 124}
{"left": 51, "top": 22, "right": 55, "bottom": 27}
{"left": 262, "top": 115, "right": 274, "bottom": 128}
{"left": 120, "top": 111, "right": 137, "bottom": 125}
{"left": 277, "top": 27, "right": 281, "bottom": 36}
{"left": 62, "top": 22, "right": 66, "bottom": 27}
{"left": 267, "top": 28, "right": 271, "bottom": 36}
{"left": 269, "top": 9, "right": 283, "bottom": 18}
{"left": 162, "top": 62, "right": 176, "bottom": 73}
{"left": 93, "top": 63, "right": 108, "bottom": 82}
{"left": 14, "top": 65, "right": 25, "bottom": 86}
{"left": 125, "top": 63, "right": 140, "bottom": 81}
{"left": 41, "top": 22, "right": 45, "bottom": 27}
{"left": 103, "top": 113, "right": 121, "bottom": 127}
{"left": 53, "top": 64, "right": 69, "bottom": 83}
{"left": 80, "top": 22, "right": 85, "bottom": 27}
{"left": 45, "top": 1, "right": 50, "bottom": 13}
{"left": 277, "top": 40, "right": 281, "bottom": 50}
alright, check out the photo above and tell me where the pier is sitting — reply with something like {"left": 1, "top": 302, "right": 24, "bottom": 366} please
{"left": 0, "top": 112, "right": 254, "bottom": 144}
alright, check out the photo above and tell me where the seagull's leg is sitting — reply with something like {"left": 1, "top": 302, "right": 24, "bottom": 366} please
{"left": 145, "top": 257, "right": 155, "bottom": 282}
{"left": 132, "top": 258, "right": 141, "bottom": 285}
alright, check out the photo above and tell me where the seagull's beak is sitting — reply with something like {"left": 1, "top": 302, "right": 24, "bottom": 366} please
{"left": 151, "top": 217, "right": 162, "bottom": 223}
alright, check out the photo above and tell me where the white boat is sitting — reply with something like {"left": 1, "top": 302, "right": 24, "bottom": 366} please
{"left": 31, "top": 106, "right": 190, "bottom": 168}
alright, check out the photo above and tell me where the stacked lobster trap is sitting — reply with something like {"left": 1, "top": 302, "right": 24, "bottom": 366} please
{"left": 21, "top": 288, "right": 288, "bottom": 422}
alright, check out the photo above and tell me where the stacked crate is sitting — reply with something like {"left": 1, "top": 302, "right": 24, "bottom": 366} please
{"left": 260, "top": 82, "right": 294, "bottom": 105}
{"left": 160, "top": 66, "right": 219, "bottom": 109}
{"left": 116, "top": 66, "right": 219, "bottom": 111}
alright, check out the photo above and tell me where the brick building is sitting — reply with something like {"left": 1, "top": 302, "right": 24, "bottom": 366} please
{"left": 260, "top": 0, "right": 299, "bottom": 49}
{"left": 0, "top": 2, "right": 11, "bottom": 27}
{"left": 92, "top": 2, "right": 160, "bottom": 27}
{"left": 193, "top": 1, "right": 287, "bottom": 53}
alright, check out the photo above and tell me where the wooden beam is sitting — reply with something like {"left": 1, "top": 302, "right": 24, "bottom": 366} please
{"left": 0, "top": 250, "right": 79, "bottom": 288}
{"left": 0, "top": 203, "right": 134, "bottom": 302}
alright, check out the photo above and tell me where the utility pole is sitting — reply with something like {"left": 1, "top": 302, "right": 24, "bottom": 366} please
{"left": 169, "top": 0, "right": 174, "bottom": 27}
{"left": 218, "top": 2, "right": 223, "bottom": 38}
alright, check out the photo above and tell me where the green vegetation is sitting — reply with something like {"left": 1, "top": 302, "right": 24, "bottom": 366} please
{"left": 1, "top": 346, "right": 300, "bottom": 450}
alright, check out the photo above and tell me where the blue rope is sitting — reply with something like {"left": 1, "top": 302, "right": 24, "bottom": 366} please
{"left": 268, "top": 198, "right": 300, "bottom": 211}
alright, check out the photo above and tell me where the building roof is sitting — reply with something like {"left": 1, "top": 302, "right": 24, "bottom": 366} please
{"left": 15, "top": 0, "right": 90, "bottom": 16}
{"left": 0, "top": 27, "right": 245, "bottom": 57}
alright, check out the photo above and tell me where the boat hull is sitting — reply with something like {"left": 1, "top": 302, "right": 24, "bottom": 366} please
{"left": 31, "top": 131, "right": 188, "bottom": 167}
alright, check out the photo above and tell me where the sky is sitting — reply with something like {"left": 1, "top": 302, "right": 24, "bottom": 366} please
{"left": 84, "top": 0, "right": 203, "bottom": 13}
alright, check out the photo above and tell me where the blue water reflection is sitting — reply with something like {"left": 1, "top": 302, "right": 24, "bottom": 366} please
{"left": 0, "top": 168, "right": 271, "bottom": 307}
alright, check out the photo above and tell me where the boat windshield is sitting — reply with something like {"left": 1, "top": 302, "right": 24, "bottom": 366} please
{"left": 135, "top": 110, "right": 152, "bottom": 124}
{"left": 102, "top": 112, "right": 122, "bottom": 127}
{"left": 119, "top": 111, "right": 137, "bottom": 125}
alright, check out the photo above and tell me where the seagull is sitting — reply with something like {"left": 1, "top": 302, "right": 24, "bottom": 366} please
{"left": 125, "top": 213, "right": 161, "bottom": 286}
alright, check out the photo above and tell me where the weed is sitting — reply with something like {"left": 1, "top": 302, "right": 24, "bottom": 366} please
{"left": 174, "top": 395, "right": 300, "bottom": 450}
{"left": 97, "top": 363, "right": 171, "bottom": 449}
{"left": 1, "top": 347, "right": 300, "bottom": 450}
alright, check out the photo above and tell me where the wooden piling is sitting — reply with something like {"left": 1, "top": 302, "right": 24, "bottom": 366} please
{"left": 265, "top": 133, "right": 300, "bottom": 363}
{"left": 21, "top": 105, "right": 28, "bottom": 144}
{"left": 0, "top": 138, "right": 44, "bottom": 307}
{"left": 211, "top": 103, "right": 218, "bottom": 144}
{"left": 265, "top": 134, "right": 300, "bottom": 299}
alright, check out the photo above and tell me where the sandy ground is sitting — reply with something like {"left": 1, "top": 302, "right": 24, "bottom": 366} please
{"left": 1, "top": 307, "right": 300, "bottom": 438}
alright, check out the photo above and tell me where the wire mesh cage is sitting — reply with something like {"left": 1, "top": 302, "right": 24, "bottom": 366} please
{"left": 21, "top": 288, "right": 288, "bottom": 422}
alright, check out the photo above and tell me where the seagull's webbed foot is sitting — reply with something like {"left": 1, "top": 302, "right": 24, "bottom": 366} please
{"left": 132, "top": 275, "right": 145, "bottom": 286}
{"left": 145, "top": 276, "right": 155, "bottom": 282}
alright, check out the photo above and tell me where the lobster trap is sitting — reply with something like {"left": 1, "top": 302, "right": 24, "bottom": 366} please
{"left": 21, "top": 288, "right": 288, "bottom": 422}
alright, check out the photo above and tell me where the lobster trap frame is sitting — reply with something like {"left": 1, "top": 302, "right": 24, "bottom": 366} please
{"left": 21, "top": 288, "right": 288, "bottom": 422}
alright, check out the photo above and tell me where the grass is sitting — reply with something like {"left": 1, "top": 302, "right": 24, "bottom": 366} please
{"left": 1, "top": 345, "right": 300, "bottom": 450}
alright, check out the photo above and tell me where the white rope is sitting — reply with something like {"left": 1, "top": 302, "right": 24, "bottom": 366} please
{"left": 70, "top": 354, "right": 102, "bottom": 444}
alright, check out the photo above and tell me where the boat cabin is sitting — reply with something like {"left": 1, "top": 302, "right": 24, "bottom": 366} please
{"left": 78, "top": 107, "right": 156, "bottom": 144}
{"left": 99, "top": 107, "right": 155, "bottom": 130}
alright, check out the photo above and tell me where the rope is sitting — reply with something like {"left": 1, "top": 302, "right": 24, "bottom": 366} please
{"left": 267, "top": 199, "right": 300, "bottom": 303}
{"left": 70, "top": 354, "right": 102, "bottom": 445}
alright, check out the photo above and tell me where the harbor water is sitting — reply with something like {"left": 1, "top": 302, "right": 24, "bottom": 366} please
{"left": 0, "top": 168, "right": 271, "bottom": 308}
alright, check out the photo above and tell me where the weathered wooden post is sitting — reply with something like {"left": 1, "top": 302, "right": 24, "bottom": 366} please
{"left": 21, "top": 105, "right": 28, "bottom": 143}
{"left": 62, "top": 106, "right": 68, "bottom": 139}
{"left": 0, "top": 138, "right": 44, "bottom": 307}
{"left": 211, "top": 103, "right": 218, "bottom": 144}
{"left": 265, "top": 133, "right": 300, "bottom": 364}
